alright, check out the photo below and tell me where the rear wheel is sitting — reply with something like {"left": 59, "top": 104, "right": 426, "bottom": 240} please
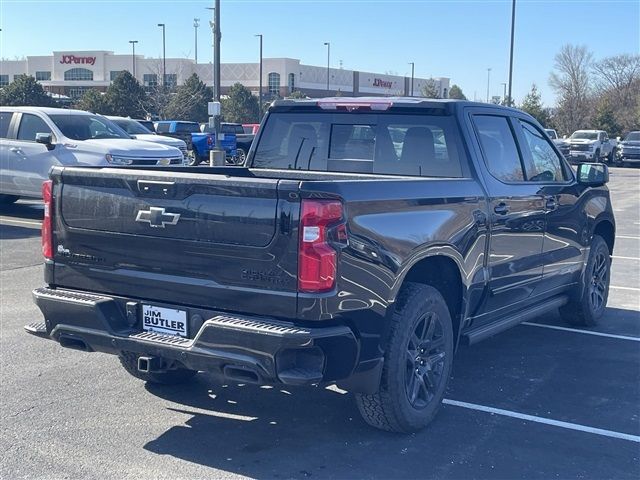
{"left": 0, "top": 194, "right": 19, "bottom": 205}
{"left": 559, "top": 235, "right": 610, "bottom": 326}
{"left": 355, "top": 283, "right": 454, "bottom": 433}
{"left": 118, "top": 351, "right": 197, "bottom": 385}
{"left": 594, "top": 149, "right": 601, "bottom": 162}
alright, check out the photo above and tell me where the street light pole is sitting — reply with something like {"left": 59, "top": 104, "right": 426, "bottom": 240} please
{"left": 324, "top": 42, "right": 330, "bottom": 94}
{"left": 486, "top": 67, "right": 492, "bottom": 103}
{"left": 194, "top": 18, "right": 200, "bottom": 64}
{"left": 157, "top": 23, "right": 166, "bottom": 87}
{"left": 408, "top": 62, "right": 415, "bottom": 97}
{"left": 255, "top": 34, "right": 263, "bottom": 120}
{"left": 507, "top": 0, "right": 516, "bottom": 106}
{"left": 501, "top": 82, "right": 507, "bottom": 103}
{"left": 128, "top": 40, "right": 138, "bottom": 78}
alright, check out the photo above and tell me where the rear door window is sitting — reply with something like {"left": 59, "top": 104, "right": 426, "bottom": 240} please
{"left": 473, "top": 115, "right": 525, "bottom": 182}
{"left": 16, "top": 114, "right": 52, "bottom": 142}
{"left": 252, "top": 112, "right": 466, "bottom": 177}
{"left": 0, "top": 112, "right": 13, "bottom": 138}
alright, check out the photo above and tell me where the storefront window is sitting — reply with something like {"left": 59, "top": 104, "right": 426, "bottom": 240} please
{"left": 143, "top": 74, "right": 158, "bottom": 87}
{"left": 67, "top": 87, "right": 91, "bottom": 99}
{"left": 288, "top": 73, "right": 295, "bottom": 93}
{"left": 36, "top": 71, "right": 51, "bottom": 81}
{"left": 164, "top": 74, "right": 177, "bottom": 88}
{"left": 0, "top": 75, "right": 9, "bottom": 87}
{"left": 268, "top": 72, "right": 280, "bottom": 96}
{"left": 64, "top": 68, "right": 93, "bottom": 81}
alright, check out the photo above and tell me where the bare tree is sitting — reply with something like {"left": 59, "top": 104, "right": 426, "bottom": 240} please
{"left": 549, "top": 44, "right": 593, "bottom": 134}
{"left": 592, "top": 54, "right": 640, "bottom": 132}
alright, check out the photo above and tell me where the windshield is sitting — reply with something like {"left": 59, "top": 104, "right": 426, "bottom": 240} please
{"left": 49, "top": 114, "right": 130, "bottom": 140}
{"left": 571, "top": 131, "right": 598, "bottom": 140}
{"left": 252, "top": 112, "right": 466, "bottom": 177}
{"left": 624, "top": 131, "right": 640, "bottom": 142}
{"left": 112, "top": 119, "right": 153, "bottom": 135}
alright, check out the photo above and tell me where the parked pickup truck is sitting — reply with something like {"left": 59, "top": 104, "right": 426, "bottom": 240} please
{"left": 568, "top": 129, "right": 615, "bottom": 163}
{"left": 544, "top": 128, "right": 570, "bottom": 159}
{"left": 154, "top": 120, "right": 238, "bottom": 165}
{"left": 26, "top": 98, "right": 615, "bottom": 433}
{"left": 200, "top": 122, "right": 253, "bottom": 164}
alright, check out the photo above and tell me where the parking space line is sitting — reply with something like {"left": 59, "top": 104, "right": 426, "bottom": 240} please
{"left": 521, "top": 322, "right": 640, "bottom": 342}
{"left": 616, "top": 235, "right": 640, "bottom": 240}
{"left": 443, "top": 399, "right": 640, "bottom": 443}
{"left": 610, "top": 285, "right": 640, "bottom": 292}
{"left": 0, "top": 218, "right": 42, "bottom": 227}
{"left": 612, "top": 255, "right": 640, "bottom": 260}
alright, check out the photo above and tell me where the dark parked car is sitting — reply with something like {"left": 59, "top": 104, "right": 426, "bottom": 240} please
{"left": 26, "top": 98, "right": 615, "bottom": 433}
{"left": 616, "top": 131, "right": 640, "bottom": 166}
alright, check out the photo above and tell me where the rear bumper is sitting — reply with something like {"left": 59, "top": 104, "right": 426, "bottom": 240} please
{"left": 30, "top": 287, "right": 360, "bottom": 386}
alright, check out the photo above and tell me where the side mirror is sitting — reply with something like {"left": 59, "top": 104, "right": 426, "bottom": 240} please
{"left": 577, "top": 163, "right": 609, "bottom": 186}
{"left": 35, "top": 133, "right": 54, "bottom": 150}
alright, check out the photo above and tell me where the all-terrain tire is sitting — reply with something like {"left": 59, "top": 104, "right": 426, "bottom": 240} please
{"left": 559, "top": 235, "right": 610, "bottom": 326}
{"left": 118, "top": 351, "right": 197, "bottom": 385}
{"left": 355, "top": 283, "right": 454, "bottom": 433}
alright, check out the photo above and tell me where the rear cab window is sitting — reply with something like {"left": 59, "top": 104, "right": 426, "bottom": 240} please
{"left": 251, "top": 110, "right": 468, "bottom": 177}
{"left": 176, "top": 122, "right": 199, "bottom": 134}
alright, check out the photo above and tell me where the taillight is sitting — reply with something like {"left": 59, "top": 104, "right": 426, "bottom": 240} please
{"left": 42, "top": 180, "right": 53, "bottom": 259}
{"left": 298, "top": 199, "right": 345, "bottom": 293}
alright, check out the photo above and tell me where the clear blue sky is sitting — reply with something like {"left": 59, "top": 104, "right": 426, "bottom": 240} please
{"left": 1, "top": 0, "right": 638, "bottom": 104}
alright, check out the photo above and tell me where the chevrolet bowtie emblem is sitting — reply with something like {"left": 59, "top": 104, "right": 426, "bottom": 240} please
{"left": 135, "top": 207, "right": 180, "bottom": 228}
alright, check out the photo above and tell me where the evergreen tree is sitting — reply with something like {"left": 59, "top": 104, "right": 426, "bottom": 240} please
{"left": 421, "top": 78, "right": 440, "bottom": 98}
{"left": 221, "top": 83, "right": 260, "bottom": 123}
{"left": 75, "top": 89, "right": 108, "bottom": 114}
{"left": 104, "top": 71, "right": 147, "bottom": 118}
{"left": 165, "top": 73, "right": 211, "bottom": 122}
{"left": 0, "top": 75, "right": 55, "bottom": 107}
{"left": 448, "top": 84, "right": 467, "bottom": 100}
{"left": 519, "top": 84, "right": 550, "bottom": 126}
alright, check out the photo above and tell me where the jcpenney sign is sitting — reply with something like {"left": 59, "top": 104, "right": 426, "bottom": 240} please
{"left": 372, "top": 78, "right": 393, "bottom": 89}
{"left": 59, "top": 55, "right": 96, "bottom": 65}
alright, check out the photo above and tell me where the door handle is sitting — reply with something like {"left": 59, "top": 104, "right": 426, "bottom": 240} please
{"left": 494, "top": 203, "right": 510, "bottom": 215}
{"left": 545, "top": 197, "right": 558, "bottom": 211}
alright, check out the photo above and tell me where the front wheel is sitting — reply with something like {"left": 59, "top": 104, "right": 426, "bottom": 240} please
{"left": 187, "top": 151, "right": 200, "bottom": 166}
{"left": 559, "top": 235, "right": 610, "bottom": 326}
{"left": 355, "top": 283, "right": 454, "bottom": 433}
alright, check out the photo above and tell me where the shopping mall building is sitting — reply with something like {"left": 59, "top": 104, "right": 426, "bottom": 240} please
{"left": 0, "top": 50, "right": 450, "bottom": 100}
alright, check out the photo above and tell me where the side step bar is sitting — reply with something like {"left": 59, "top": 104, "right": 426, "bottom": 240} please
{"left": 462, "top": 295, "right": 569, "bottom": 345}
{"left": 24, "top": 322, "right": 49, "bottom": 339}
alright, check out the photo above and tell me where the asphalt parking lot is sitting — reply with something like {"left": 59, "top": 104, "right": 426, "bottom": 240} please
{"left": 1, "top": 168, "right": 639, "bottom": 479}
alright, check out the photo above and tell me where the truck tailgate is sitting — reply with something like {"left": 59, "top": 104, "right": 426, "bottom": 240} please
{"left": 50, "top": 167, "right": 300, "bottom": 318}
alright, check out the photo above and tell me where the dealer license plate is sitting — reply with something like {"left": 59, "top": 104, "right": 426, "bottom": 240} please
{"left": 142, "top": 304, "right": 188, "bottom": 337}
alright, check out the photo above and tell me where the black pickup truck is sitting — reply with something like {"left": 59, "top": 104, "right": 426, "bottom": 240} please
{"left": 26, "top": 98, "right": 615, "bottom": 433}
